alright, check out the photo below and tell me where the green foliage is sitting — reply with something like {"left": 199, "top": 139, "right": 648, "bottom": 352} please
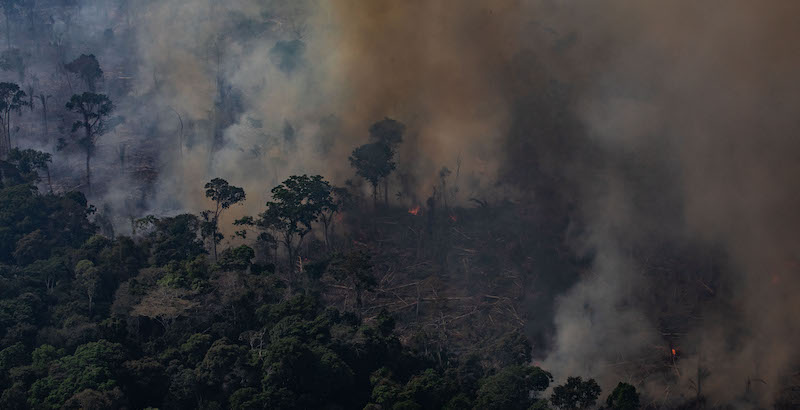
{"left": 216, "top": 245, "right": 255, "bottom": 271}
{"left": 369, "top": 367, "right": 403, "bottom": 407}
{"left": 264, "top": 175, "right": 331, "bottom": 236}
{"left": 605, "top": 382, "right": 640, "bottom": 410}
{"left": 473, "top": 365, "right": 553, "bottom": 410}
{"left": 261, "top": 332, "right": 355, "bottom": 407}
{"left": 203, "top": 178, "right": 246, "bottom": 258}
{"left": 0, "top": 177, "right": 93, "bottom": 265}
{"left": 0, "top": 151, "right": 643, "bottom": 410}
{"left": 0, "top": 292, "right": 42, "bottom": 344}
{"left": 205, "top": 178, "right": 246, "bottom": 211}
{"left": 31, "top": 345, "right": 64, "bottom": 368}
{"left": 550, "top": 376, "right": 601, "bottom": 410}
{"left": 229, "top": 387, "right": 262, "bottom": 410}
{"left": 196, "top": 338, "right": 248, "bottom": 394}
{"left": 181, "top": 333, "right": 213, "bottom": 365}
{"left": 253, "top": 174, "right": 334, "bottom": 266}
{"left": 159, "top": 256, "right": 210, "bottom": 290}
{"left": 398, "top": 368, "right": 456, "bottom": 409}
{"left": 6, "top": 148, "right": 50, "bottom": 183}
{"left": 148, "top": 214, "right": 207, "bottom": 265}
{"left": 28, "top": 340, "right": 125, "bottom": 409}
{"left": 0, "top": 342, "right": 27, "bottom": 372}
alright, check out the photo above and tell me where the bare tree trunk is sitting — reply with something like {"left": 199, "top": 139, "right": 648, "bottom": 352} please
{"left": 212, "top": 228, "right": 218, "bottom": 260}
{"left": 39, "top": 95, "right": 48, "bottom": 143}
{"left": 212, "top": 203, "right": 221, "bottom": 260}
{"left": 46, "top": 166, "right": 52, "bottom": 193}
{"left": 323, "top": 219, "right": 330, "bottom": 251}
{"left": 2, "top": 116, "right": 8, "bottom": 158}
{"left": 85, "top": 149, "right": 91, "bottom": 193}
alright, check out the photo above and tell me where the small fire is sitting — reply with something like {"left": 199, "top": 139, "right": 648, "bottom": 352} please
{"left": 671, "top": 348, "right": 677, "bottom": 356}
{"left": 408, "top": 206, "right": 420, "bottom": 216}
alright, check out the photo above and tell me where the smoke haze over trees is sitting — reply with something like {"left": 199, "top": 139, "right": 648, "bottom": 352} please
{"left": 0, "top": 0, "right": 799, "bottom": 408}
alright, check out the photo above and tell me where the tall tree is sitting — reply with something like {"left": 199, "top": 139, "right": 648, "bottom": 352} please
{"left": 75, "top": 259, "right": 100, "bottom": 316}
{"left": 65, "top": 54, "right": 103, "bottom": 92}
{"left": 65, "top": 92, "right": 113, "bottom": 193}
{"left": 368, "top": 118, "right": 405, "bottom": 205}
{"left": 0, "top": 82, "right": 25, "bottom": 157}
{"left": 253, "top": 175, "right": 332, "bottom": 270}
{"left": 349, "top": 142, "right": 395, "bottom": 208}
{"left": 203, "top": 178, "right": 245, "bottom": 260}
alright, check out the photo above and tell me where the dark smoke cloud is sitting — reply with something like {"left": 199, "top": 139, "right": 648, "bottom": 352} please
{"left": 331, "top": 0, "right": 800, "bottom": 404}
{"left": 536, "top": 1, "right": 800, "bottom": 405}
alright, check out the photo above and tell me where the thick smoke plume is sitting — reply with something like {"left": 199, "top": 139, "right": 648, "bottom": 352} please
{"left": 329, "top": 0, "right": 800, "bottom": 405}
{"left": 537, "top": 1, "right": 800, "bottom": 405}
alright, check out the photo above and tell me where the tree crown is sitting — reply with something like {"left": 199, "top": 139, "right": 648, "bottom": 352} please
{"left": 349, "top": 142, "right": 395, "bottom": 187}
{"left": 204, "top": 178, "right": 246, "bottom": 210}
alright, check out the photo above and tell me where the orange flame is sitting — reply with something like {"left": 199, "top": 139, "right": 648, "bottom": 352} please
{"left": 408, "top": 206, "right": 420, "bottom": 216}
{"left": 671, "top": 348, "right": 677, "bottom": 356}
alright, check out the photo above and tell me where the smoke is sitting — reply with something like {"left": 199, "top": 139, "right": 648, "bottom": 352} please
{"left": 536, "top": 1, "right": 800, "bottom": 405}
{"left": 10, "top": 0, "right": 800, "bottom": 405}
{"left": 121, "top": 0, "right": 536, "bottom": 224}
{"left": 324, "top": 0, "right": 800, "bottom": 404}
{"left": 128, "top": 0, "right": 341, "bottom": 218}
